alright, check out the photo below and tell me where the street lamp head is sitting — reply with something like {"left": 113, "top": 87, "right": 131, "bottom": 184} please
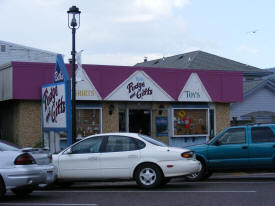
{"left": 67, "top": 5, "right": 81, "bottom": 29}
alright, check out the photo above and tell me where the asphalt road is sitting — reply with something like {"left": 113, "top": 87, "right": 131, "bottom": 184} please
{"left": 1, "top": 173, "right": 275, "bottom": 206}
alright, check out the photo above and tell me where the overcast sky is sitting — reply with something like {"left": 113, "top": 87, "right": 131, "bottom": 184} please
{"left": 1, "top": 0, "right": 275, "bottom": 68}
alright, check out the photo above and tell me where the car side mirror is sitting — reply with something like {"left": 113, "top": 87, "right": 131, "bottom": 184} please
{"left": 214, "top": 140, "right": 221, "bottom": 146}
{"left": 64, "top": 148, "right": 72, "bottom": 155}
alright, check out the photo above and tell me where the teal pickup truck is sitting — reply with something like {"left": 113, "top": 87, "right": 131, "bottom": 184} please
{"left": 186, "top": 124, "right": 275, "bottom": 181}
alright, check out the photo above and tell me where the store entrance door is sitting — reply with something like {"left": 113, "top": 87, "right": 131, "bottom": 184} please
{"left": 129, "top": 110, "right": 151, "bottom": 136}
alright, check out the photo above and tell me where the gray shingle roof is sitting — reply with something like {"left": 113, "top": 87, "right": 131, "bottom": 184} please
{"left": 135, "top": 50, "right": 271, "bottom": 76}
{"left": 243, "top": 79, "right": 275, "bottom": 94}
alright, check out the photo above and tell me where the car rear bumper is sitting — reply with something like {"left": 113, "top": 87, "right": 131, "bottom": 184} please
{"left": 1, "top": 164, "right": 57, "bottom": 190}
{"left": 159, "top": 159, "right": 202, "bottom": 177}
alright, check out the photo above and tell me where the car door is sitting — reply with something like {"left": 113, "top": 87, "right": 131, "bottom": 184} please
{"left": 248, "top": 126, "right": 275, "bottom": 169}
{"left": 58, "top": 136, "right": 104, "bottom": 180}
{"left": 100, "top": 135, "right": 140, "bottom": 179}
{"left": 207, "top": 127, "right": 249, "bottom": 170}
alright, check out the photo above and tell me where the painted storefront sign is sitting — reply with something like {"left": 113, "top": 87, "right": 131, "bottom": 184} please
{"left": 178, "top": 73, "right": 212, "bottom": 102}
{"left": 75, "top": 67, "right": 101, "bottom": 100}
{"left": 106, "top": 70, "right": 173, "bottom": 101}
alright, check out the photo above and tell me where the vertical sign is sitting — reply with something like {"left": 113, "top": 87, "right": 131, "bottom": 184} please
{"left": 42, "top": 54, "right": 72, "bottom": 150}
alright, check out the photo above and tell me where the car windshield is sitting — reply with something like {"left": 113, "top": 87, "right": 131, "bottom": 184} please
{"left": 0, "top": 140, "right": 20, "bottom": 151}
{"left": 138, "top": 134, "right": 167, "bottom": 147}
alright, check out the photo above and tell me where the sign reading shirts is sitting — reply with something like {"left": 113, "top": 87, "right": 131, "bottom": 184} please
{"left": 41, "top": 54, "right": 72, "bottom": 145}
{"left": 106, "top": 70, "right": 173, "bottom": 101}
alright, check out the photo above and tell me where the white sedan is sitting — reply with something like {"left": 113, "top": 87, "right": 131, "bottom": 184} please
{"left": 53, "top": 133, "right": 201, "bottom": 188}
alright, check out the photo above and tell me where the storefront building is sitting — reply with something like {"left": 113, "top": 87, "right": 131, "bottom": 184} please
{"left": 0, "top": 61, "right": 242, "bottom": 151}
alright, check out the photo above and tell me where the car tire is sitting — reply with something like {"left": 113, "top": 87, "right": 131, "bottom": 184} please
{"left": 135, "top": 163, "right": 163, "bottom": 189}
{"left": 185, "top": 159, "right": 207, "bottom": 182}
{"left": 55, "top": 181, "right": 74, "bottom": 187}
{"left": 0, "top": 177, "right": 6, "bottom": 199}
{"left": 161, "top": 178, "right": 171, "bottom": 186}
{"left": 11, "top": 188, "right": 34, "bottom": 196}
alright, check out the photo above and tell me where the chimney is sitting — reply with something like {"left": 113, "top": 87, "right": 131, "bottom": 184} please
{"left": 144, "top": 56, "right": 148, "bottom": 62}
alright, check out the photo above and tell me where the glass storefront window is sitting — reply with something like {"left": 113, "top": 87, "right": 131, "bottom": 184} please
{"left": 173, "top": 109, "right": 208, "bottom": 136}
{"left": 76, "top": 109, "right": 101, "bottom": 137}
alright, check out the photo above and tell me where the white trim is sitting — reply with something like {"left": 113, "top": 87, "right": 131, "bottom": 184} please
{"left": 75, "top": 68, "right": 102, "bottom": 100}
{"left": 178, "top": 73, "right": 212, "bottom": 102}
{"left": 105, "top": 70, "right": 174, "bottom": 101}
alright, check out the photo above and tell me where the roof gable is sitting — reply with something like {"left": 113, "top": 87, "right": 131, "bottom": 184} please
{"left": 178, "top": 73, "right": 212, "bottom": 102}
{"left": 105, "top": 70, "right": 174, "bottom": 101}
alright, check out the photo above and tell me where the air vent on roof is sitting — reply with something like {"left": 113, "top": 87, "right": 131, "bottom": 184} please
{"left": 178, "top": 56, "right": 184, "bottom": 59}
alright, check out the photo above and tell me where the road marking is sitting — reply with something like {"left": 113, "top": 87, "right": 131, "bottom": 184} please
{"left": 34, "top": 190, "right": 256, "bottom": 193}
{"left": 0, "top": 204, "right": 97, "bottom": 206}
{"left": 183, "top": 181, "right": 275, "bottom": 184}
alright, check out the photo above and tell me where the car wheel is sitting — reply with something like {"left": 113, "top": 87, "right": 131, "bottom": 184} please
{"left": 185, "top": 159, "right": 207, "bottom": 182}
{"left": 0, "top": 177, "right": 6, "bottom": 199}
{"left": 11, "top": 188, "right": 34, "bottom": 196}
{"left": 135, "top": 163, "right": 163, "bottom": 189}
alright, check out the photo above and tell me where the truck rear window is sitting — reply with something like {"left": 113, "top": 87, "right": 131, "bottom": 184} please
{"left": 251, "top": 127, "right": 275, "bottom": 143}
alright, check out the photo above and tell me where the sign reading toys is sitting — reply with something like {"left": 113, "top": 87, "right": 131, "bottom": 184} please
{"left": 42, "top": 83, "right": 66, "bottom": 128}
{"left": 106, "top": 70, "right": 173, "bottom": 101}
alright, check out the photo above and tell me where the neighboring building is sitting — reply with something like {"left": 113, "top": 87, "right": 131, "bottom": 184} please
{"left": 263, "top": 67, "right": 275, "bottom": 81}
{"left": 0, "top": 40, "right": 58, "bottom": 66}
{"left": 231, "top": 79, "right": 275, "bottom": 124}
{"left": 136, "top": 50, "right": 275, "bottom": 125}
{"left": 0, "top": 61, "right": 242, "bottom": 150}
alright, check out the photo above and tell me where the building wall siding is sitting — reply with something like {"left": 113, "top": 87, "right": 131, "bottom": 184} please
{"left": 231, "top": 87, "right": 275, "bottom": 120}
{"left": 0, "top": 41, "right": 57, "bottom": 65}
{"left": 0, "top": 66, "right": 12, "bottom": 101}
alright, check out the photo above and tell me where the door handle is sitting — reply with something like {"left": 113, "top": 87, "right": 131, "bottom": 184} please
{"left": 88, "top": 156, "right": 98, "bottom": 160}
{"left": 128, "top": 155, "right": 138, "bottom": 158}
{"left": 242, "top": 146, "right": 248, "bottom": 149}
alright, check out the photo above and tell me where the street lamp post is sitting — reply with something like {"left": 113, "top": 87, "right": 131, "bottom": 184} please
{"left": 67, "top": 6, "right": 81, "bottom": 144}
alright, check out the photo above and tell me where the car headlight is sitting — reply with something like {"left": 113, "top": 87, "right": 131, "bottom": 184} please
{"left": 181, "top": 151, "right": 195, "bottom": 159}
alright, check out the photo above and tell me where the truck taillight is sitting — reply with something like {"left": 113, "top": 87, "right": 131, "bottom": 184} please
{"left": 14, "top": 153, "right": 36, "bottom": 165}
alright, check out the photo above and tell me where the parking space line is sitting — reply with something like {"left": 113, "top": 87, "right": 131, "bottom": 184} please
{"left": 183, "top": 181, "right": 275, "bottom": 184}
{"left": 34, "top": 190, "right": 256, "bottom": 193}
{"left": 0, "top": 204, "right": 97, "bottom": 206}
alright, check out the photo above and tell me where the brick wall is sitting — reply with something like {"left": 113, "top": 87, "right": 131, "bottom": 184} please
{"left": 13, "top": 101, "right": 42, "bottom": 147}
{"left": 215, "top": 102, "right": 230, "bottom": 134}
{"left": 102, "top": 102, "right": 119, "bottom": 133}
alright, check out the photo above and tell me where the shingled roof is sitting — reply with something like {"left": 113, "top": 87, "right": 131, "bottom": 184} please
{"left": 243, "top": 79, "right": 275, "bottom": 96}
{"left": 135, "top": 50, "right": 271, "bottom": 77}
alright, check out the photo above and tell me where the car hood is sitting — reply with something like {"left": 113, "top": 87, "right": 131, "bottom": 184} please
{"left": 186, "top": 144, "right": 209, "bottom": 153}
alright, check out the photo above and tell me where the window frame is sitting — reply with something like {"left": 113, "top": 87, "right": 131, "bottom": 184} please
{"left": 214, "top": 127, "right": 247, "bottom": 145}
{"left": 70, "top": 136, "right": 105, "bottom": 154}
{"left": 102, "top": 135, "right": 145, "bottom": 153}
{"left": 172, "top": 108, "right": 209, "bottom": 137}
{"left": 251, "top": 126, "right": 275, "bottom": 143}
